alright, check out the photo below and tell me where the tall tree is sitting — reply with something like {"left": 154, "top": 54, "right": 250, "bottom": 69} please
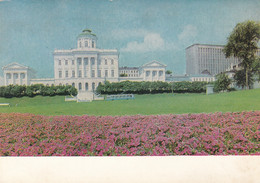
{"left": 214, "top": 73, "right": 232, "bottom": 92}
{"left": 223, "top": 20, "right": 260, "bottom": 89}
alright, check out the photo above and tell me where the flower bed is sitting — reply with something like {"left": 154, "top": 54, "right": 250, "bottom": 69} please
{"left": 0, "top": 112, "right": 259, "bottom": 156}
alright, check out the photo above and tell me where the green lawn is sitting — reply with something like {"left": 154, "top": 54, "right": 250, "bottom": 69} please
{"left": 0, "top": 89, "right": 260, "bottom": 116}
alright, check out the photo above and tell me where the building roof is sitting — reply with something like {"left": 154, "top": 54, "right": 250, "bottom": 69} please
{"left": 77, "top": 29, "right": 97, "bottom": 39}
{"left": 141, "top": 60, "right": 167, "bottom": 68}
{"left": 119, "top": 66, "right": 139, "bottom": 70}
{"left": 2, "top": 62, "right": 36, "bottom": 73}
{"left": 185, "top": 43, "right": 225, "bottom": 50}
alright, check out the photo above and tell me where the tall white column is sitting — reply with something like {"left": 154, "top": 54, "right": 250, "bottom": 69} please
{"left": 12, "top": 72, "right": 15, "bottom": 85}
{"left": 75, "top": 58, "right": 78, "bottom": 78}
{"left": 95, "top": 56, "right": 98, "bottom": 79}
{"left": 89, "top": 57, "right": 92, "bottom": 78}
{"left": 82, "top": 57, "right": 85, "bottom": 78}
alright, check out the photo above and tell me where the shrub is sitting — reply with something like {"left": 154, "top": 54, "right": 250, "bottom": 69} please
{"left": 96, "top": 81, "right": 209, "bottom": 95}
{"left": 0, "top": 84, "right": 77, "bottom": 98}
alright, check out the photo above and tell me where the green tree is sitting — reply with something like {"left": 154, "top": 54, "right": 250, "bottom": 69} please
{"left": 233, "top": 69, "right": 254, "bottom": 89}
{"left": 166, "top": 70, "right": 172, "bottom": 75}
{"left": 214, "top": 73, "right": 232, "bottom": 92}
{"left": 119, "top": 73, "right": 128, "bottom": 77}
{"left": 223, "top": 20, "right": 260, "bottom": 90}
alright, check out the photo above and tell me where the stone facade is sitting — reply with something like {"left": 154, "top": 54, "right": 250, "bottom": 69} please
{"left": 119, "top": 67, "right": 139, "bottom": 77}
{"left": 186, "top": 44, "right": 260, "bottom": 76}
{"left": 2, "top": 63, "right": 36, "bottom": 86}
{"left": 1, "top": 29, "right": 167, "bottom": 90}
{"left": 53, "top": 29, "right": 119, "bottom": 91}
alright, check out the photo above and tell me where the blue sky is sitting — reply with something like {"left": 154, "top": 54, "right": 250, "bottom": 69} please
{"left": 0, "top": 0, "right": 259, "bottom": 78}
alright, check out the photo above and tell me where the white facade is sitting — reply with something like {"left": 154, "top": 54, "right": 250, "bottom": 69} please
{"left": 2, "top": 63, "right": 36, "bottom": 86}
{"left": 1, "top": 29, "right": 168, "bottom": 93}
{"left": 139, "top": 61, "right": 166, "bottom": 82}
{"left": 186, "top": 44, "right": 260, "bottom": 76}
{"left": 119, "top": 67, "right": 139, "bottom": 77}
{"left": 53, "top": 29, "right": 119, "bottom": 91}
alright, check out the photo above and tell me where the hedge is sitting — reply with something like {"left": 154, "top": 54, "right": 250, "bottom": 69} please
{"left": 96, "top": 81, "right": 211, "bottom": 94}
{"left": 0, "top": 84, "right": 78, "bottom": 98}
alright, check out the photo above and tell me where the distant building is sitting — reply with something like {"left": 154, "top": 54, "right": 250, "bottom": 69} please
{"left": 119, "top": 67, "right": 139, "bottom": 77}
{"left": 52, "top": 29, "right": 119, "bottom": 91}
{"left": 166, "top": 74, "right": 215, "bottom": 82}
{"left": 0, "top": 76, "right": 3, "bottom": 86}
{"left": 2, "top": 63, "right": 36, "bottom": 86}
{"left": 186, "top": 44, "right": 260, "bottom": 76}
{"left": 1, "top": 29, "right": 167, "bottom": 91}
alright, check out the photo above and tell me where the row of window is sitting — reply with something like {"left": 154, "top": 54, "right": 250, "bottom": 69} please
{"left": 6, "top": 73, "right": 26, "bottom": 79}
{"left": 58, "top": 69, "right": 115, "bottom": 78}
{"left": 73, "top": 82, "right": 100, "bottom": 91}
{"left": 58, "top": 58, "right": 115, "bottom": 66}
{"left": 79, "top": 40, "right": 95, "bottom": 48}
{"left": 193, "top": 78, "right": 214, "bottom": 82}
{"left": 145, "top": 71, "right": 164, "bottom": 77}
{"left": 120, "top": 70, "right": 138, "bottom": 74}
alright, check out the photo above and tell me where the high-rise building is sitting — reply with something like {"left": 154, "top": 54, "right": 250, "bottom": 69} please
{"left": 186, "top": 44, "right": 260, "bottom": 75}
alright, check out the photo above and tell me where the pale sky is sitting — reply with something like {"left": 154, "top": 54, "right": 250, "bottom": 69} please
{"left": 0, "top": 0, "right": 259, "bottom": 78}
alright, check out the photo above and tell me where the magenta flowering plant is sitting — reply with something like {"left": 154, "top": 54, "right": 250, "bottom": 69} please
{"left": 0, "top": 111, "right": 259, "bottom": 156}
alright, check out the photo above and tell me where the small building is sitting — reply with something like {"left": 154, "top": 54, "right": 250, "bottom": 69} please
{"left": 119, "top": 67, "right": 139, "bottom": 77}
{"left": 2, "top": 62, "right": 36, "bottom": 86}
{"left": 139, "top": 60, "right": 166, "bottom": 82}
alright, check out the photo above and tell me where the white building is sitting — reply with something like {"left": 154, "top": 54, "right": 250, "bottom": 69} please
{"left": 119, "top": 60, "right": 166, "bottom": 82}
{"left": 119, "top": 67, "right": 139, "bottom": 77}
{"left": 53, "top": 29, "right": 119, "bottom": 91}
{"left": 186, "top": 44, "right": 260, "bottom": 76}
{"left": 2, "top": 62, "right": 36, "bottom": 86}
{"left": 1, "top": 29, "right": 167, "bottom": 93}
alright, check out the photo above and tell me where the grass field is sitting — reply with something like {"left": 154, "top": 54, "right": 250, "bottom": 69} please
{"left": 0, "top": 89, "right": 260, "bottom": 116}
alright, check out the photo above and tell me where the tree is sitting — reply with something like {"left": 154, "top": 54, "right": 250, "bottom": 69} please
{"left": 233, "top": 69, "right": 254, "bottom": 89}
{"left": 119, "top": 73, "right": 128, "bottom": 77}
{"left": 223, "top": 20, "right": 260, "bottom": 90}
{"left": 214, "top": 73, "right": 232, "bottom": 92}
{"left": 166, "top": 70, "right": 172, "bottom": 75}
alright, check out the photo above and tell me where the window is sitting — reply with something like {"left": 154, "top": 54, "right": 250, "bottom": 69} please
{"left": 20, "top": 73, "right": 25, "bottom": 79}
{"left": 84, "top": 58, "right": 88, "bottom": 65}
{"left": 85, "top": 41, "right": 88, "bottom": 47}
{"left": 58, "top": 60, "right": 61, "bottom": 65}
{"left": 105, "top": 59, "right": 107, "bottom": 65}
{"left": 146, "top": 71, "right": 150, "bottom": 77}
{"left": 77, "top": 58, "right": 82, "bottom": 65}
{"left": 14, "top": 73, "right": 18, "bottom": 79}
{"left": 6, "top": 73, "right": 11, "bottom": 79}
{"left": 105, "top": 70, "right": 108, "bottom": 77}
{"left": 79, "top": 42, "right": 82, "bottom": 48}
{"left": 98, "top": 70, "right": 101, "bottom": 77}
{"left": 92, "top": 82, "right": 95, "bottom": 90}
{"left": 91, "top": 57, "right": 95, "bottom": 65}
{"left": 65, "top": 71, "right": 68, "bottom": 78}
{"left": 111, "top": 59, "right": 114, "bottom": 65}
{"left": 72, "top": 60, "right": 75, "bottom": 65}
{"left": 59, "top": 71, "right": 62, "bottom": 78}
{"left": 85, "top": 83, "right": 88, "bottom": 91}
{"left": 78, "top": 70, "right": 82, "bottom": 77}
{"left": 159, "top": 71, "right": 163, "bottom": 76}
{"left": 152, "top": 71, "right": 157, "bottom": 77}
{"left": 72, "top": 70, "right": 75, "bottom": 78}
{"left": 111, "top": 70, "right": 114, "bottom": 77}
{"left": 72, "top": 83, "right": 75, "bottom": 87}
{"left": 65, "top": 60, "right": 68, "bottom": 65}
{"left": 98, "top": 59, "right": 101, "bottom": 65}
{"left": 92, "top": 41, "right": 94, "bottom": 48}
{"left": 91, "top": 70, "right": 95, "bottom": 77}
{"left": 79, "top": 83, "right": 82, "bottom": 91}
